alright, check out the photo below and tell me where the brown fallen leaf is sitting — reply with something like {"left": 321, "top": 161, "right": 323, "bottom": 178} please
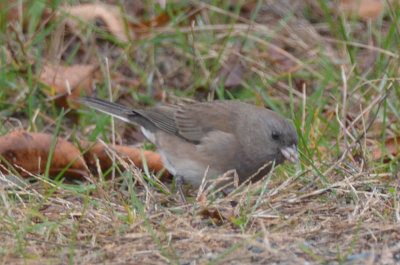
{"left": 131, "top": 5, "right": 199, "bottom": 35}
{"left": 199, "top": 208, "right": 228, "bottom": 225}
{"left": 39, "top": 63, "right": 97, "bottom": 109}
{"left": 339, "top": 0, "right": 386, "bottom": 20}
{"left": 80, "top": 141, "right": 168, "bottom": 178}
{"left": 62, "top": 3, "right": 130, "bottom": 42}
{"left": 131, "top": 11, "right": 171, "bottom": 34}
{"left": 217, "top": 43, "right": 246, "bottom": 89}
{"left": 267, "top": 46, "right": 297, "bottom": 73}
{"left": 372, "top": 136, "right": 400, "bottom": 161}
{"left": 4, "top": 0, "right": 20, "bottom": 22}
{"left": 4, "top": 1, "right": 52, "bottom": 29}
{"left": 0, "top": 130, "right": 88, "bottom": 178}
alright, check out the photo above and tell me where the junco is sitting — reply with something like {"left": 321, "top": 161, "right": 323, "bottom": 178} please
{"left": 78, "top": 96, "right": 299, "bottom": 200}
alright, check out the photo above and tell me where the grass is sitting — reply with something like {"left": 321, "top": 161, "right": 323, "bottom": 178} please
{"left": 1, "top": 0, "right": 400, "bottom": 264}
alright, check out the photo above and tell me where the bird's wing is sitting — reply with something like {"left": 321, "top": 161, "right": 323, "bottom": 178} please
{"left": 135, "top": 101, "right": 239, "bottom": 143}
{"left": 173, "top": 101, "right": 238, "bottom": 143}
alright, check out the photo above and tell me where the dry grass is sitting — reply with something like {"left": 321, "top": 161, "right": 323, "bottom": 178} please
{"left": 1, "top": 0, "right": 400, "bottom": 264}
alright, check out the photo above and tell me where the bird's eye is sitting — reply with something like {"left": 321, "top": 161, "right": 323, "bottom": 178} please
{"left": 271, "top": 131, "right": 280, "bottom": 140}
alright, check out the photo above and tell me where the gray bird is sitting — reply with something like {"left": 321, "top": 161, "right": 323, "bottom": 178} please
{"left": 78, "top": 97, "right": 299, "bottom": 200}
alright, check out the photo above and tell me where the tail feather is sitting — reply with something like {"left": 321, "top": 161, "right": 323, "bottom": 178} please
{"left": 77, "top": 96, "right": 133, "bottom": 123}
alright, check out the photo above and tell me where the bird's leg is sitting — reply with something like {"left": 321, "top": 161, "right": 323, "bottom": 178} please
{"left": 175, "top": 175, "right": 187, "bottom": 203}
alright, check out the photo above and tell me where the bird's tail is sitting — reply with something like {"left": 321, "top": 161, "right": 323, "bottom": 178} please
{"left": 76, "top": 96, "right": 133, "bottom": 123}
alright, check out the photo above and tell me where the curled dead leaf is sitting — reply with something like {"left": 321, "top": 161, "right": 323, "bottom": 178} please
{"left": 39, "top": 63, "right": 97, "bottom": 108}
{"left": 339, "top": 0, "right": 385, "bottom": 20}
{"left": 80, "top": 141, "right": 168, "bottom": 178}
{"left": 62, "top": 3, "right": 130, "bottom": 42}
{"left": 0, "top": 130, "right": 88, "bottom": 178}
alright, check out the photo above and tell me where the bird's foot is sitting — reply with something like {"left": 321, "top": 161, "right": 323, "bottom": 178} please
{"left": 175, "top": 175, "right": 187, "bottom": 203}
